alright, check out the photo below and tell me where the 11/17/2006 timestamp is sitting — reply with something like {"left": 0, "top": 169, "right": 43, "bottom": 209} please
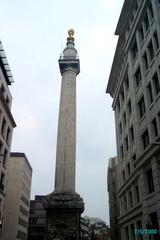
{"left": 135, "top": 229, "right": 158, "bottom": 235}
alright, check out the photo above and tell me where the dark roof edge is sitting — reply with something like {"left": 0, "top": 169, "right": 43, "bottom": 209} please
{"left": 115, "top": 0, "right": 137, "bottom": 35}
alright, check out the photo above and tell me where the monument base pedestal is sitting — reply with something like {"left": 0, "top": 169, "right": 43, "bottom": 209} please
{"left": 44, "top": 191, "right": 84, "bottom": 240}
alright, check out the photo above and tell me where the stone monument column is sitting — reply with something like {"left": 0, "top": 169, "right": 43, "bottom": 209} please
{"left": 44, "top": 29, "right": 84, "bottom": 240}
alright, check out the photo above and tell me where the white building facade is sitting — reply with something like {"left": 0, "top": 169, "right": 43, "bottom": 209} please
{"left": 2, "top": 153, "right": 32, "bottom": 240}
{"left": 0, "top": 40, "right": 16, "bottom": 237}
{"left": 107, "top": 0, "right": 160, "bottom": 239}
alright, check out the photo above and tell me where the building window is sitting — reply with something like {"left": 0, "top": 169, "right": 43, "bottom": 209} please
{"left": 132, "top": 154, "right": 137, "bottom": 168}
{"left": 153, "top": 31, "right": 159, "bottom": 51}
{"left": 132, "top": 40, "right": 138, "bottom": 60}
{"left": 138, "top": 96, "right": 146, "bottom": 118}
{"left": 143, "top": 51, "right": 148, "bottom": 70}
{"left": 152, "top": 118, "right": 158, "bottom": 137}
{"left": 146, "top": 168, "right": 154, "bottom": 193}
{"left": 136, "top": 221, "right": 143, "bottom": 240}
{"left": 0, "top": 173, "right": 5, "bottom": 192}
{"left": 152, "top": 71, "right": 160, "bottom": 95}
{"left": 147, "top": 82, "right": 153, "bottom": 104}
{"left": 1, "top": 118, "right": 6, "bottom": 138}
{"left": 150, "top": 212, "right": 159, "bottom": 237}
{"left": 125, "top": 75, "right": 129, "bottom": 90}
{"left": 119, "top": 122, "right": 122, "bottom": 135}
{"left": 121, "top": 145, "right": 124, "bottom": 159}
{"left": 139, "top": 25, "right": 144, "bottom": 42}
{"left": 130, "top": 126, "right": 134, "bottom": 142}
{"left": 135, "top": 185, "right": 140, "bottom": 203}
{"left": 129, "top": 191, "right": 133, "bottom": 207}
{"left": 0, "top": 84, "right": 5, "bottom": 96}
{"left": 127, "top": 163, "right": 130, "bottom": 176}
{"left": 127, "top": 99, "right": 132, "bottom": 115}
{"left": 6, "top": 127, "right": 11, "bottom": 145}
{"left": 117, "top": 100, "right": 120, "bottom": 112}
{"left": 0, "top": 141, "right": 3, "bottom": 156}
{"left": 148, "top": 2, "right": 154, "bottom": 20}
{"left": 130, "top": 224, "right": 136, "bottom": 240}
{"left": 3, "top": 149, "right": 8, "bottom": 168}
{"left": 121, "top": 89, "right": 124, "bottom": 102}
{"left": 123, "top": 112, "right": 126, "bottom": 126}
{"left": 6, "top": 97, "right": 10, "bottom": 106}
{"left": 125, "top": 226, "right": 129, "bottom": 240}
{"left": 122, "top": 170, "right": 125, "bottom": 181}
{"left": 148, "top": 40, "right": 154, "bottom": 61}
{"left": 135, "top": 66, "right": 142, "bottom": 87}
{"left": 124, "top": 196, "right": 127, "bottom": 211}
{"left": 142, "top": 129, "right": 150, "bottom": 149}
{"left": 125, "top": 136, "right": 129, "bottom": 151}
{"left": 144, "top": 13, "right": 149, "bottom": 32}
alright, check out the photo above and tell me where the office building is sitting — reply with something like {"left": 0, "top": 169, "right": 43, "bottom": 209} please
{"left": 107, "top": 157, "right": 120, "bottom": 240}
{"left": 107, "top": 0, "right": 160, "bottom": 239}
{"left": 28, "top": 195, "right": 46, "bottom": 240}
{"left": 2, "top": 152, "right": 32, "bottom": 240}
{"left": 0, "top": 40, "right": 16, "bottom": 235}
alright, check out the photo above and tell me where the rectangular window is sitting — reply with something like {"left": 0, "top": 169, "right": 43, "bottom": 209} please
{"left": 127, "top": 163, "right": 130, "bottom": 175}
{"left": 123, "top": 112, "right": 126, "bottom": 126}
{"left": 117, "top": 100, "right": 120, "bottom": 112}
{"left": 143, "top": 51, "right": 148, "bottom": 70}
{"left": 119, "top": 122, "right": 122, "bottom": 135}
{"left": 3, "top": 149, "right": 8, "bottom": 168}
{"left": 6, "top": 127, "right": 11, "bottom": 145}
{"left": 136, "top": 221, "right": 143, "bottom": 240}
{"left": 153, "top": 31, "right": 159, "bottom": 51}
{"left": 125, "top": 75, "right": 129, "bottom": 90}
{"left": 130, "top": 224, "right": 136, "bottom": 240}
{"left": 0, "top": 84, "right": 5, "bottom": 95}
{"left": 125, "top": 226, "right": 129, "bottom": 240}
{"left": 122, "top": 170, "right": 125, "bottom": 181}
{"left": 148, "top": 40, "right": 154, "bottom": 61}
{"left": 121, "top": 145, "right": 124, "bottom": 158}
{"left": 135, "top": 185, "right": 140, "bottom": 203}
{"left": 139, "top": 25, "right": 144, "bottom": 42}
{"left": 142, "top": 129, "right": 150, "bottom": 149}
{"left": 152, "top": 118, "right": 158, "bottom": 137}
{"left": 1, "top": 118, "right": 6, "bottom": 138}
{"left": 148, "top": 2, "right": 154, "bottom": 20}
{"left": 121, "top": 89, "right": 124, "bottom": 102}
{"left": 144, "top": 13, "right": 149, "bottom": 32}
{"left": 130, "top": 126, "right": 134, "bottom": 142}
{"left": 129, "top": 191, "right": 133, "bottom": 207}
{"left": 132, "top": 40, "right": 138, "bottom": 59}
{"left": 147, "top": 82, "right": 153, "bottom": 103}
{"left": 0, "top": 141, "right": 3, "bottom": 155}
{"left": 124, "top": 196, "right": 127, "bottom": 211}
{"left": 150, "top": 212, "right": 159, "bottom": 237}
{"left": 146, "top": 168, "right": 154, "bottom": 193}
{"left": 153, "top": 71, "right": 160, "bottom": 95}
{"left": 125, "top": 136, "right": 129, "bottom": 151}
{"left": 132, "top": 154, "right": 137, "bottom": 168}
{"left": 138, "top": 96, "right": 146, "bottom": 118}
{"left": 0, "top": 173, "right": 5, "bottom": 192}
{"left": 135, "top": 66, "right": 142, "bottom": 87}
{"left": 128, "top": 99, "right": 132, "bottom": 115}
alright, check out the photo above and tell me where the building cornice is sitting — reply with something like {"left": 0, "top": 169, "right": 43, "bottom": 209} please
{"left": 10, "top": 152, "right": 32, "bottom": 172}
{"left": 115, "top": 0, "right": 138, "bottom": 36}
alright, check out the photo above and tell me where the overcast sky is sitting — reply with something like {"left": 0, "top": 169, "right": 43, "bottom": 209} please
{"left": 0, "top": 0, "right": 124, "bottom": 223}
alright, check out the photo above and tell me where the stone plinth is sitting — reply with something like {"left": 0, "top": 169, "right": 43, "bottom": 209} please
{"left": 44, "top": 192, "right": 84, "bottom": 240}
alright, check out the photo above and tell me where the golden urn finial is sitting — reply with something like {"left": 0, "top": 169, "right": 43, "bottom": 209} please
{"left": 67, "top": 28, "right": 75, "bottom": 42}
